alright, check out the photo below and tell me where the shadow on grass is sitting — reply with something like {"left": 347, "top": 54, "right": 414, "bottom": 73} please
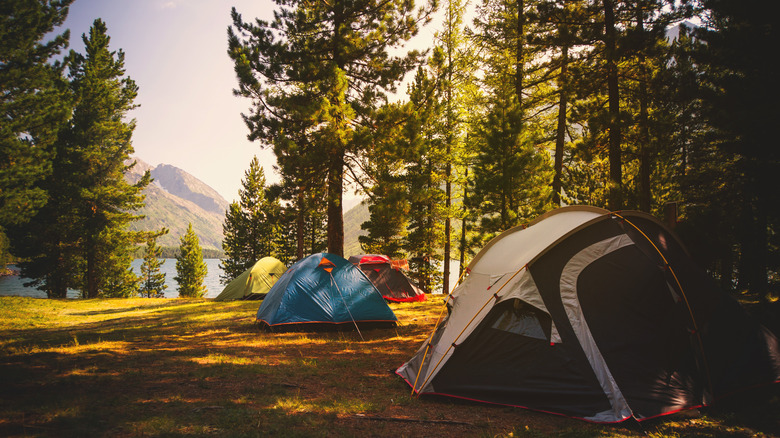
{"left": 631, "top": 390, "right": 780, "bottom": 438}
{"left": 70, "top": 300, "right": 199, "bottom": 316}
{"left": 0, "top": 301, "right": 446, "bottom": 436}
{"left": 0, "top": 298, "right": 777, "bottom": 438}
{"left": 0, "top": 302, "right": 253, "bottom": 355}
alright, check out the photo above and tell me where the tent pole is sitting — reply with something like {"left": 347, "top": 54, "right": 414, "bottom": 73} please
{"left": 612, "top": 212, "right": 715, "bottom": 400}
{"left": 330, "top": 273, "right": 365, "bottom": 341}
{"left": 416, "top": 264, "right": 529, "bottom": 394}
{"left": 411, "top": 293, "right": 455, "bottom": 396}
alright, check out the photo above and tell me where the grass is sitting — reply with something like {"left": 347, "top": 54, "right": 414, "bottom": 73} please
{"left": 0, "top": 296, "right": 777, "bottom": 437}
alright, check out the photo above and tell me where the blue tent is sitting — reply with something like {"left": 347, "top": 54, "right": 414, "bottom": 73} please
{"left": 256, "top": 253, "right": 398, "bottom": 331}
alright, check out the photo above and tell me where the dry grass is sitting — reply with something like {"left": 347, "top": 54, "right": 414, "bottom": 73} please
{"left": 0, "top": 296, "right": 777, "bottom": 437}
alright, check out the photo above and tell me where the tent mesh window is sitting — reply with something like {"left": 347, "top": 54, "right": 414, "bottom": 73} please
{"left": 490, "top": 299, "right": 552, "bottom": 342}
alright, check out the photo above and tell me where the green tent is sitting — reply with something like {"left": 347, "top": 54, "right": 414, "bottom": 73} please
{"left": 214, "top": 257, "right": 286, "bottom": 301}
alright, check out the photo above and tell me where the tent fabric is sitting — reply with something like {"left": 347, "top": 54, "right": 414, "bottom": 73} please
{"left": 256, "top": 253, "right": 398, "bottom": 331}
{"left": 349, "top": 254, "right": 391, "bottom": 265}
{"left": 396, "top": 206, "right": 780, "bottom": 423}
{"left": 213, "top": 257, "right": 286, "bottom": 301}
{"left": 348, "top": 254, "right": 426, "bottom": 302}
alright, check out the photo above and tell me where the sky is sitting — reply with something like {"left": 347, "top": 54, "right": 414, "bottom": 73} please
{"left": 58, "top": 0, "right": 440, "bottom": 208}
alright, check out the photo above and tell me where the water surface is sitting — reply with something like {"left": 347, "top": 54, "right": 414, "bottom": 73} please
{"left": 0, "top": 259, "right": 225, "bottom": 299}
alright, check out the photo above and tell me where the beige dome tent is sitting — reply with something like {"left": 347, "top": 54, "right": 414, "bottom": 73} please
{"left": 397, "top": 206, "right": 780, "bottom": 423}
{"left": 214, "top": 257, "right": 286, "bottom": 301}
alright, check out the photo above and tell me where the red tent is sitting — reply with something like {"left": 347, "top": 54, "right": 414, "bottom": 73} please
{"left": 348, "top": 254, "right": 426, "bottom": 302}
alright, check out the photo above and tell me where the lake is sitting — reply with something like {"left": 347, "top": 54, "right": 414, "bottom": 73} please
{"left": 0, "top": 259, "right": 226, "bottom": 299}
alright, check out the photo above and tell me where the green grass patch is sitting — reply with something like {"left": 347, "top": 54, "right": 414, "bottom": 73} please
{"left": 0, "top": 296, "right": 777, "bottom": 437}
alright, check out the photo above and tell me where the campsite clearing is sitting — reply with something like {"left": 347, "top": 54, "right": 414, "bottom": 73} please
{"left": 0, "top": 296, "right": 777, "bottom": 437}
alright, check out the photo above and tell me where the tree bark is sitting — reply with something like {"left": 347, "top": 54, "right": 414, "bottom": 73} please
{"left": 326, "top": 152, "right": 345, "bottom": 257}
{"left": 553, "top": 45, "right": 569, "bottom": 207}
{"left": 604, "top": 0, "right": 622, "bottom": 211}
{"left": 459, "top": 167, "right": 469, "bottom": 277}
{"left": 87, "top": 241, "right": 97, "bottom": 298}
{"left": 296, "top": 191, "right": 305, "bottom": 260}
{"left": 515, "top": 0, "right": 525, "bottom": 102}
{"left": 637, "top": 7, "right": 652, "bottom": 212}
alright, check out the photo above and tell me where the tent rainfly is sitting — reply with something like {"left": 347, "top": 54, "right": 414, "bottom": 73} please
{"left": 256, "top": 253, "right": 397, "bottom": 332}
{"left": 213, "top": 257, "right": 286, "bottom": 301}
{"left": 348, "top": 254, "right": 426, "bottom": 302}
{"left": 397, "top": 206, "right": 780, "bottom": 423}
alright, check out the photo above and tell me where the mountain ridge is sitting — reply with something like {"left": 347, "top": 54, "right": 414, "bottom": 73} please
{"left": 125, "top": 156, "right": 370, "bottom": 256}
{"left": 126, "top": 157, "right": 227, "bottom": 250}
{"left": 150, "top": 164, "right": 229, "bottom": 216}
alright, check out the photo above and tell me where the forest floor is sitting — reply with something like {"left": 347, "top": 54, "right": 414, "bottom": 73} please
{"left": 0, "top": 296, "right": 778, "bottom": 437}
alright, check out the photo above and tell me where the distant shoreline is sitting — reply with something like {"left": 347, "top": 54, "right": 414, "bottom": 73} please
{"left": 1, "top": 266, "right": 20, "bottom": 278}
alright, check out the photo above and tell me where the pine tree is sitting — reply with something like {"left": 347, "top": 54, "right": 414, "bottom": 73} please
{"left": 220, "top": 157, "right": 280, "bottom": 284}
{"left": 271, "top": 196, "right": 301, "bottom": 264}
{"left": 228, "top": 0, "right": 434, "bottom": 256}
{"left": 175, "top": 223, "right": 207, "bottom": 298}
{"left": 66, "top": 19, "right": 149, "bottom": 298}
{"left": 140, "top": 233, "right": 167, "bottom": 298}
{"left": 1, "top": 1, "right": 73, "bottom": 286}
{"left": 469, "top": 75, "right": 552, "bottom": 242}
{"left": 10, "top": 18, "right": 150, "bottom": 298}
{"left": 435, "top": 0, "right": 473, "bottom": 294}
{"left": 468, "top": 0, "right": 553, "bottom": 244}
{"left": 686, "top": 0, "right": 778, "bottom": 299}
{"left": 359, "top": 103, "right": 410, "bottom": 258}
{"left": 96, "top": 228, "right": 141, "bottom": 298}
{"left": 532, "top": 0, "right": 593, "bottom": 207}
{"left": 270, "top": 112, "right": 329, "bottom": 260}
{"left": 220, "top": 201, "right": 248, "bottom": 282}
{"left": 0, "top": 0, "right": 72, "bottom": 228}
{"left": 402, "top": 64, "right": 446, "bottom": 294}
{"left": 360, "top": 169, "right": 409, "bottom": 258}
{"left": 615, "top": 0, "right": 686, "bottom": 212}
{"left": 602, "top": 0, "right": 623, "bottom": 210}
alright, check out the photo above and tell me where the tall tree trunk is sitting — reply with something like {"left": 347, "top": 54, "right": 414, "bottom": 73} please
{"left": 514, "top": 0, "right": 525, "bottom": 220}
{"left": 444, "top": 154, "right": 451, "bottom": 294}
{"left": 51, "top": 254, "right": 68, "bottom": 298}
{"left": 296, "top": 191, "right": 305, "bottom": 260}
{"left": 515, "top": 0, "right": 524, "bottom": 102}
{"left": 637, "top": 8, "right": 652, "bottom": 212}
{"left": 459, "top": 166, "right": 469, "bottom": 278}
{"left": 604, "top": 0, "right": 622, "bottom": 210}
{"left": 326, "top": 2, "right": 346, "bottom": 258}
{"left": 553, "top": 45, "right": 569, "bottom": 206}
{"left": 326, "top": 152, "right": 344, "bottom": 257}
{"left": 443, "top": 4, "right": 455, "bottom": 297}
{"left": 87, "top": 242, "right": 97, "bottom": 298}
{"left": 501, "top": 158, "right": 509, "bottom": 229}
{"left": 738, "top": 183, "right": 768, "bottom": 299}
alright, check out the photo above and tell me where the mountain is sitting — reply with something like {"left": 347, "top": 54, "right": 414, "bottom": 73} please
{"left": 344, "top": 201, "right": 369, "bottom": 257}
{"left": 126, "top": 156, "right": 371, "bottom": 254}
{"left": 126, "top": 158, "right": 227, "bottom": 250}
{"left": 150, "top": 164, "right": 229, "bottom": 215}
{"left": 666, "top": 21, "right": 696, "bottom": 41}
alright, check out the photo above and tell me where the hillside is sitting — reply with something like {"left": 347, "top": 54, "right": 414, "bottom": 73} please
{"left": 344, "top": 200, "right": 369, "bottom": 256}
{"left": 150, "top": 164, "right": 229, "bottom": 215}
{"left": 126, "top": 158, "right": 371, "bottom": 254}
{"left": 126, "top": 158, "right": 227, "bottom": 250}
